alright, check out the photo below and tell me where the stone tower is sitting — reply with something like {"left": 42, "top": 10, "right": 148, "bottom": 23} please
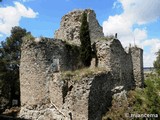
{"left": 130, "top": 47, "right": 144, "bottom": 87}
{"left": 54, "top": 9, "right": 104, "bottom": 45}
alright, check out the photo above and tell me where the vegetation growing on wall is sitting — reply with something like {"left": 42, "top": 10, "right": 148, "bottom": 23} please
{"left": 103, "top": 74, "right": 160, "bottom": 120}
{"left": 100, "top": 35, "right": 115, "bottom": 41}
{"left": 79, "top": 12, "right": 92, "bottom": 67}
{"left": 61, "top": 67, "right": 106, "bottom": 81}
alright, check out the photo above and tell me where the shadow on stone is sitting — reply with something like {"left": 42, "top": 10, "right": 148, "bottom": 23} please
{"left": 88, "top": 73, "right": 114, "bottom": 120}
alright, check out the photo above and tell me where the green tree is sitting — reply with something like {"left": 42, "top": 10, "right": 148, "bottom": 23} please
{"left": 79, "top": 12, "right": 92, "bottom": 67}
{"left": 132, "top": 77, "right": 160, "bottom": 117}
{"left": 154, "top": 50, "right": 160, "bottom": 75}
{"left": 0, "top": 26, "right": 29, "bottom": 107}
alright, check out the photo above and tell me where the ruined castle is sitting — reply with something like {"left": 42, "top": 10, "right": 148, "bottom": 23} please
{"left": 19, "top": 9, "right": 144, "bottom": 120}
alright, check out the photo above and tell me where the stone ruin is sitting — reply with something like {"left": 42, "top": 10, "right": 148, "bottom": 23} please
{"left": 19, "top": 9, "right": 144, "bottom": 120}
{"left": 54, "top": 9, "right": 104, "bottom": 45}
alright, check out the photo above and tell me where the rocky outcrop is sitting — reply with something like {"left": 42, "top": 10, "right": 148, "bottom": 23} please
{"left": 19, "top": 103, "right": 66, "bottom": 120}
{"left": 54, "top": 9, "right": 104, "bottom": 45}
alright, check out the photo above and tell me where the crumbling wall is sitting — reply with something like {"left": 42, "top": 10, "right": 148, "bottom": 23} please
{"left": 20, "top": 37, "right": 81, "bottom": 107}
{"left": 54, "top": 9, "right": 104, "bottom": 45}
{"left": 20, "top": 70, "right": 131, "bottom": 120}
{"left": 92, "top": 39, "right": 135, "bottom": 90}
{"left": 109, "top": 39, "right": 135, "bottom": 89}
{"left": 19, "top": 37, "right": 144, "bottom": 120}
{"left": 51, "top": 71, "right": 133, "bottom": 120}
{"left": 130, "top": 47, "right": 144, "bottom": 87}
{"left": 19, "top": 9, "right": 144, "bottom": 120}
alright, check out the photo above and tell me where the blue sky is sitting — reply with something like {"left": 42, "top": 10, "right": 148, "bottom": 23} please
{"left": 0, "top": 0, "right": 160, "bottom": 67}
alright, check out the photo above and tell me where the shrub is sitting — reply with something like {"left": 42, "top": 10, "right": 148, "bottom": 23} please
{"left": 103, "top": 75, "right": 160, "bottom": 119}
{"left": 79, "top": 12, "right": 92, "bottom": 67}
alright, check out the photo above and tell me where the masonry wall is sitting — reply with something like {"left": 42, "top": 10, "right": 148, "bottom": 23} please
{"left": 20, "top": 37, "right": 81, "bottom": 107}
{"left": 131, "top": 47, "right": 144, "bottom": 87}
{"left": 92, "top": 39, "right": 135, "bottom": 90}
{"left": 20, "top": 70, "right": 131, "bottom": 120}
{"left": 19, "top": 8, "right": 144, "bottom": 120}
{"left": 60, "top": 72, "right": 121, "bottom": 120}
{"left": 54, "top": 9, "right": 104, "bottom": 45}
{"left": 20, "top": 38, "right": 144, "bottom": 120}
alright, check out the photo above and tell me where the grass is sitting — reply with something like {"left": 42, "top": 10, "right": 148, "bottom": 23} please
{"left": 61, "top": 67, "right": 107, "bottom": 81}
{"left": 99, "top": 35, "right": 115, "bottom": 41}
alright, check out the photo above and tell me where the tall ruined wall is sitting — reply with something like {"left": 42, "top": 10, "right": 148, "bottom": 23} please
{"left": 54, "top": 9, "right": 104, "bottom": 45}
{"left": 131, "top": 47, "right": 144, "bottom": 87}
{"left": 20, "top": 70, "right": 132, "bottom": 120}
{"left": 20, "top": 37, "right": 144, "bottom": 120}
{"left": 91, "top": 39, "right": 144, "bottom": 89}
{"left": 92, "top": 39, "right": 135, "bottom": 90}
{"left": 19, "top": 9, "right": 144, "bottom": 120}
{"left": 20, "top": 37, "right": 81, "bottom": 107}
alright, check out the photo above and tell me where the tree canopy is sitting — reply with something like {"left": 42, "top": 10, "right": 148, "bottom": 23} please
{"left": 0, "top": 26, "right": 29, "bottom": 108}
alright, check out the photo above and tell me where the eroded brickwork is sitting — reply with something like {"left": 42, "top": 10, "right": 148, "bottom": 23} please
{"left": 19, "top": 9, "right": 144, "bottom": 120}
{"left": 54, "top": 9, "right": 104, "bottom": 45}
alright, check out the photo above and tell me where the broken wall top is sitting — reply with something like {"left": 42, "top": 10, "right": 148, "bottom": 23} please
{"left": 54, "top": 9, "right": 104, "bottom": 45}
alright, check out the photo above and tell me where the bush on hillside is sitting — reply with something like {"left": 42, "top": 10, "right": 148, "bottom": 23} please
{"left": 103, "top": 75, "right": 160, "bottom": 120}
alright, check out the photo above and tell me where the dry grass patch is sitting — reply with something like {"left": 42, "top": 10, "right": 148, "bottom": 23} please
{"left": 61, "top": 67, "right": 107, "bottom": 81}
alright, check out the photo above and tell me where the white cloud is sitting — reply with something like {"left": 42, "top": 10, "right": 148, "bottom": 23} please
{"left": 0, "top": 2, "right": 38, "bottom": 35}
{"left": 142, "top": 39, "right": 160, "bottom": 54}
{"left": 103, "top": 15, "right": 132, "bottom": 36}
{"left": 103, "top": 0, "right": 160, "bottom": 66}
{"left": 118, "top": 0, "right": 160, "bottom": 24}
{"left": 133, "top": 28, "right": 147, "bottom": 41}
{"left": 143, "top": 52, "right": 155, "bottom": 67}
{"left": 15, "top": 2, "right": 37, "bottom": 18}
{"left": 0, "top": 34, "right": 3, "bottom": 37}
{"left": 133, "top": 28, "right": 148, "bottom": 47}
{"left": 21, "top": 0, "right": 33, "bottom": 2}
{"left": 143, "top": 38, "right": 160, "bottom": 67}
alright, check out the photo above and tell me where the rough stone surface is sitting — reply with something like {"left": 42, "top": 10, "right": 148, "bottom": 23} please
{"left": 20, "top": 37, "right": 144, "bottom": 120}
{"left": 61, "top": 72, "right": 116, "bottom": 120}
{"left": 19, "top": 9, "right": 144, "bottom": 120}
{"left": 19, "top": 104, "right": 67, "bottom": 120}
{"left": 92, "top": 39, "right": 144, "bottom": 88}
{"left": 0, "top": 97, "right": 9, "bottom": 112}
{"left": 54, "top": 9, "right": 104, "bottom": 45}
{"left": 131, "top": 47, "right": 144, "bottom": 87}
{"left": 20, "top": 37, "right": 82, "bottom": 107}
{"left": 20, "top": 71, "right": 131, "bottom": 120}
